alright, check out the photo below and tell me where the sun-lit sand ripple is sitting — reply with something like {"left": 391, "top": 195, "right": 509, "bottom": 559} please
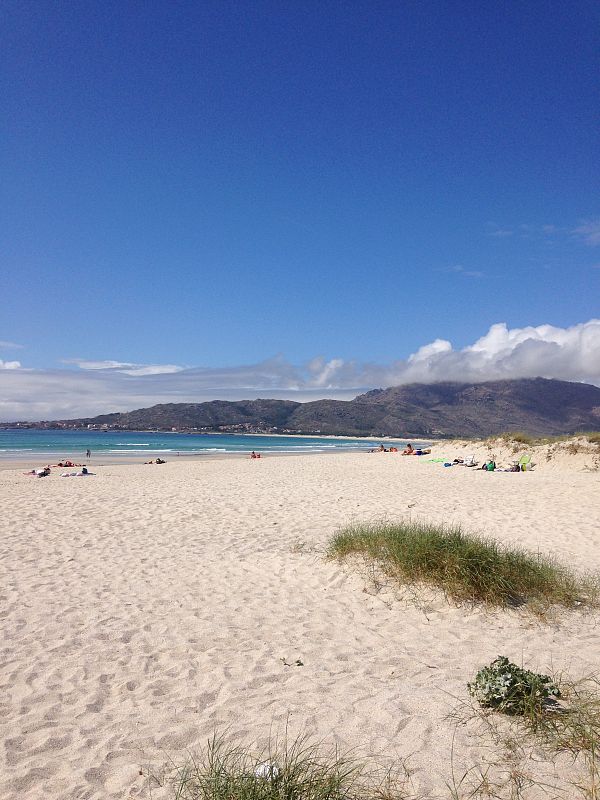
{"left": 1, "top": 453, "right": 599, "bottom": 798}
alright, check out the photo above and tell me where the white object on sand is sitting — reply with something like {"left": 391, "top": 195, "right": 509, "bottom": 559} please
{"left": 254, "top": 761, "right": 280, "bottom": 780}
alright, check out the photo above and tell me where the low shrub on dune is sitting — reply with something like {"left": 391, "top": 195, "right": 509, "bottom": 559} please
{"left": 328, "top": 521, "right": 598, "bottom": 613}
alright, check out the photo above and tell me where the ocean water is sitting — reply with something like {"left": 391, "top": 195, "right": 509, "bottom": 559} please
{"left": 0, "top": 429, "right": 422, "bottom": 459}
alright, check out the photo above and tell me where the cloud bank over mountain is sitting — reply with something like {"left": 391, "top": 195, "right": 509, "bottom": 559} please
{"left": 1, "top": 320, "right": 599, "bottom": 421}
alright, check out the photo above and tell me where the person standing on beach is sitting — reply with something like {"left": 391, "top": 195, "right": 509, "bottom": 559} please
{"left": 86, "top": 448, "right": 91, "bottom": 459}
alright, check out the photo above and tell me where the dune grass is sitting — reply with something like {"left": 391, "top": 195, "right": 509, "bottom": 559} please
{"left": 580, "top": 432, "right": 600, "bottom": 446}
{"left": 159, "top": 722, "right": 600, "bottom": 800}
{"left": 164, "top": 733, "right": 418, "bottom": 800}
{"left": 528, "top": 674, "right": 600, "bottom": 758}
{"left": 497, "top": 431, "right": 535, "bottom": 445}
{"left": 493, "top": 431, "right": 600, "bottom": 447}
{"left": 328, "top": 521, "right": 597, "bottom": 612}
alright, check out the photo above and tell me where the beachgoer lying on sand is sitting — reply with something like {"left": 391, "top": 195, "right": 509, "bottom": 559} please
{"left": 61, "top": 468, "right": 95, "bottom": 477}
{"left": 389, "top": 447, "right": 398, "bottom": 452}
{"left": 480, "top": 460, "right": 496, "bottom": 471}
{"left": 144, "top": 460, "right": 155, "bottom": 464}
{"left": 402, "top": 444, "right": 415, "bottom": 455}
{"left": 155, "top": 457, "right": 166, "bottom": 464}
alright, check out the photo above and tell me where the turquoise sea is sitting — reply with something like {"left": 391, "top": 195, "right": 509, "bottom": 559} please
{"left": 0, "top": 429, "right": 424, "bottom": 460}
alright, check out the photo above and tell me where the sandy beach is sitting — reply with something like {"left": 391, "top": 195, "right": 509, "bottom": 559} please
{"left": 1, "top": 444, "right": 599, "bottom": 799}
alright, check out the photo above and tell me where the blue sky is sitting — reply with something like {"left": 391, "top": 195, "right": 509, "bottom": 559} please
{"left": 1, "top": 1, "right": 599, "bottom": 418}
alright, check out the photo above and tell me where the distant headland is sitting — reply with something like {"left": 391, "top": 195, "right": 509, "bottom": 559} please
{"left": 4, "top": 378, "right": 600, "bottom": 438}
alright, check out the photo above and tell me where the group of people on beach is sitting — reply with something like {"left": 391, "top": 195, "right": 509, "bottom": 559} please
{"left": 370, "top": 443, "right": 431, "bottom": 455}
{"left": 23, "top": 448, "right": 95, "bottom": 478}
{"left": 401, "top": 443, "right": 431, "bottom": 455}
{"left": 24, "top": 465, "right": 93, "bottom": 477}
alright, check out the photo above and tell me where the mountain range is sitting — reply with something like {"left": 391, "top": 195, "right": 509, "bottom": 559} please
{"left": 13, "top": 378, "right": 600, "bottom": 437}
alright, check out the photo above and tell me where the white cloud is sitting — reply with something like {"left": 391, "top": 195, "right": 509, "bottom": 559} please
{"left": 408, "top": 339, "right": 453, "bottom": 363}
{"left": 573, "top": 219, "right": 600, "bottom": 246}
{"left": 62, "top": 359, "right": 185, "bottom": 376}
{"left": 441, "top": 265, "right": 484, "bottom": 278}
{"left": 488, "top": 228, "right": 513, "bottom": 238}
{"left": 306, "top": 357, "right": 346, "bottom": 387}
{"left": 0, "top": 340, "right": 24, "bottom": 368}
{"left": 1, "top": 319, "right": 600, "bottom": 420}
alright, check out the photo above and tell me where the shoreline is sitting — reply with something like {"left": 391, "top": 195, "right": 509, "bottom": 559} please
{"left": 0, "top": 445, "right": 428, "bottom": 472}
{"left": 2, "top": 434, "right": 597, "bottom": 473}
{"left": 0, "top": 447, "right": 389, "bottom": 471}
{"left": 0, "top": 436, "right": 433, "bottom": 471}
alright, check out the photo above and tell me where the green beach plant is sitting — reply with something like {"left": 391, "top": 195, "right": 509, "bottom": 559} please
{"left": 467, "top": 656, "right": 560, "bottom": 716}
{"left": 328, "top": 520, "right": 598, "bottom": 613}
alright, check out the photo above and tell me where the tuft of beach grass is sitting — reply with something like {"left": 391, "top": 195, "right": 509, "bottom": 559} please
{"left": 328, "top": 520, "right": 598, "bottom": 613}
{"left": 162, "top": 733, "right": 420, "bottom": 800}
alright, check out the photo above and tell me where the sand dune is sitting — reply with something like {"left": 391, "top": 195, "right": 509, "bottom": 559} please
{"left": 1, "top": 448, "right": 599, "bottom": 798}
